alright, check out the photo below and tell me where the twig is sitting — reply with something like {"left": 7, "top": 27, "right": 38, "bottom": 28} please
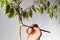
{"left": 22, "top": 24, "right": 51, "bottom": 33}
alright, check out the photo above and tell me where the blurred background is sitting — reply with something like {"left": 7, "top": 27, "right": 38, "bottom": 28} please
{"left": 0, "top": 0, "right": 60, "bottom": 40}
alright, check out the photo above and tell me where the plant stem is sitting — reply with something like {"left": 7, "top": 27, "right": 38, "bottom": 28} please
{"left": 18, "top": 15, "right": 22, "bottom": 40}
{"left": 17, "top": 0, "right": 23, "bottom": 40}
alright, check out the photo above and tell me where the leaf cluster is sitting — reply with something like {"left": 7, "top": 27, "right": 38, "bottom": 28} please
{"left": 0, "top": 0, "right": 60, "bottom": 19}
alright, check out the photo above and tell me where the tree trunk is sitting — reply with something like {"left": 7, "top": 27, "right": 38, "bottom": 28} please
{"left": 18, "top": 15, "right": 22, "bottom": 40}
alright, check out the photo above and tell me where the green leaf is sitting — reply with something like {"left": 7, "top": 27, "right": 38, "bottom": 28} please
{"left": 47, "top": 1, "right": 50, "bottom": 7}
{"left": 10, "top": 8, "right": 14, "bottom": 14}
{"left": 43, "top": 5, "right": 47, "bottom": 10}
{"left": 16, "top": 7, "right": 20, "bottom": 13}
{"left": 54, "top": 5, "right": 57, "bottom": 9}
{"left": 0, "top": 0, "right": 2, "bottom": 2}
{"left": 49, "top": 12, "right": 53, "bottom": 19}
{"left": 40, "top": 7, "right": 43, "bottom": 14}
{"left": 29, "top": 8, "right": 33, "bottom": 17}
{"left": 15, "top": 6, "right": 20, "bottom": 14}
{"left": 25, "top": 12, "right": 29, "bottom": 19}
{"left": 1, "top": 0, "right": 5, "bottom": 8}
{"left": 58, "top": 1, "right": 60, "bottom": 5}
{"left": 7, "top": 13, "right": 11, "bottom": 18}
{"left": 5, "top": 5, "right": 10, "bottom": 14}
{"left": 13, "top": 0, "right": 17, "bottom": 3}
{"left": 6, "top": 0, "right": 8, "bottom": 5}
{"left": 7, "top": 8, "right": 14, "bottom": 18}
{"left": 47, "top": 9, "right": 53, "bottom": 19}
{"left": 37, "top": 7, "right": 43, "bottom": 14}
{"left": 38, "top": 0, "right": 43, "bottom": 3}
{"left": 23, "top": 11, "right": 27, "bottom": 19}
{"left": 31, "top": 5, "right": 36, "bottom": 12}
{"left": 7, "top": 13, "right": 14, "bottom": 18}
{"left": 23, "top": 11, "right": 29, "bottom": 19}
{"left": 53, "top": 9, "right": 57, "bottom": 18}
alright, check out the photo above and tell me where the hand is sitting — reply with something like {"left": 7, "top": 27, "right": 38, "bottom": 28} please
{"left": 26, "top": 24, "right": 42, "bottom": 40}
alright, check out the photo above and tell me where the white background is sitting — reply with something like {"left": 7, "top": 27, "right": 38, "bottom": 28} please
{"left": 0, "top": 0, "right": 60, "bottom": 40}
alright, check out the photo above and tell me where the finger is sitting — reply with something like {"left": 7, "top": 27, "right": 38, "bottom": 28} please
{"left": 33, "top": 27, "right": 40, "bottom": 32}
{"left": 33, "top": 27, "right": 41, "bottom": 35}
{"left": 31, "top": 24, "right": 40, "bottom": 33}
{"left": 26, "top": 27, "right": 32, "bottom": 34}
{"left": 31, "top": 24, "right": 41, "bottom": 32}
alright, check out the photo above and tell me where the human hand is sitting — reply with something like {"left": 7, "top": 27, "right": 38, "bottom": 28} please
{"left": 26, "top": 24, "right": 42, "bottom": 40}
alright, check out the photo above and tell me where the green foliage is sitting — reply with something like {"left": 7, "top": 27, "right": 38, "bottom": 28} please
{"left": 0, "top": 0, "right": 8, "bottom": 8}
{"left": 0, "top": 0, "right": 21, "bottom": 18}
{"left": 5, "top": 3, "right": 17, "bottom": 18}
{"left": 39, "top": 6, "right": 43, "bottom": 14}
{"left": 13, "top": 0, "right": 16, "bottom": 2}
{"left": 10, "top": 8, "right": 14, "bottom": 14}
{"left": 0, "top": 0, "right": 2, "bottom": 2}
{"left": 0, "top": 0, "right": 60, "bottom": 19}
{"left": 7, "top": 8, "right": 14, "bottom": 18}
{"left": 5, "top": 5, "right": 10, "bottom": 14}
{"left": 47, "top": 8, "right": 57, "bottom": 19}
{"left": 43, "top": 4, "right": 47, "bottom": 10}
{"left": 31, "top": 5, "right": 36, "bottom": 12}
{"left": 58, "top": 2, "right": 60, "bottom": 5}
{"left": 29, "top": 8, "right": 33, "bottom": 17}
{"left": 38, "top": 0, "right": 44, "bottom": 4}
{"left": 37, "top": 6, "right": 43, "bottom": 14}
{"left": 16, "top": 6, "right": 20, "bottom": 14}
{"left": 22, "top": 8, "right": 33, "bottom": 19}
{"left": 53, "top": 5, "right": 57, "bottom": 9}
{"left": 1, "top": 0, "right": 5, "bottom": 8}
{"left": 6, "top": 0, "right": 8, "bottom": 5}
{"left": 47, "top": 1, "right": 50, "bottom": 7}
{"left": 22, "top": 11, "right": 30, "bottom": 19}
{"left": 53, "top": 9, "right": 57, "bottom": 18}
{"left": 25, "top": 12, "right": 29, "bottom": 19}
{"left": 22, "top": 11, "right": 27, "bottom": 19}
{"left": 58, "top": 1, "right": 60, "bottom": 5}
{"left": 53, "top": 5, "right": 57, "bottom": 18}
{"left": 36, "top": 0, "right": 59, "bottom": 19}
{"left": 47, "top": 9, "right": 53, "bottom": 19}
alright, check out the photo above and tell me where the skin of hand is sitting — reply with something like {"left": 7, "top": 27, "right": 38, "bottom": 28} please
{"left": 26, "top": 24, "right": 42, "bottom": 40}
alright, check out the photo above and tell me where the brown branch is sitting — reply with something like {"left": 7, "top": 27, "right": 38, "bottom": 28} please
{"left": 22, "top": 24, "right": 51, "bottom": 33}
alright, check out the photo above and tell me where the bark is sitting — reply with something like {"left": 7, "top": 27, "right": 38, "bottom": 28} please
{"left": 18, "top": 15, "right": 22, "bottom": 40}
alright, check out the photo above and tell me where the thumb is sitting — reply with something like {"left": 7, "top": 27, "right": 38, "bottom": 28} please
{"left": 26, "top": 27, "right": 32, "bottom": 34}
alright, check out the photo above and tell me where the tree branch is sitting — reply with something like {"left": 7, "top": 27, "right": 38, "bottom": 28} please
{"left": 18, "top": 1, "right": 22, "bottom": 6}
{"left": 22, "top": 24, "right": 51, "bottom": 33}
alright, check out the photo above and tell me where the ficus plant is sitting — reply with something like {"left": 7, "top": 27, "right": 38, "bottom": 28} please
{"left": 0, "top": 0, "right": 60, "bottom": 40}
